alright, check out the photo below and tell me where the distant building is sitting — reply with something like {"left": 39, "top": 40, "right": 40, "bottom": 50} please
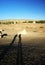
{"left": 33, "top": 21, "right": 36, "bottom": 24}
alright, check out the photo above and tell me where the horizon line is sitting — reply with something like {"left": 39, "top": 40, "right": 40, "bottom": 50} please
{"left": 0, "top": 18, "right": 45, "bottom": 21}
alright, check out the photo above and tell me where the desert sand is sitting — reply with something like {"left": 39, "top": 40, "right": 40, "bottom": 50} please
{"left": 0, "top": 23, "right": 45, "bottom": 47}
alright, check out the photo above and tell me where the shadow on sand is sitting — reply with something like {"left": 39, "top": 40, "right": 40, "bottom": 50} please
{"left": 0, "top": 34, "right": 17, "bottom": 61}
{"left": 16, "top": 34, "right": 24, "bottom": 65}
{"left": 0, "top": 34, "right": 24, "bottom": 65}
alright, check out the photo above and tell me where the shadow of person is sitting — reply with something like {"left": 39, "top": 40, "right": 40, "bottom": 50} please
{"left": 0, "top": 34, "right": 17, "bottom": 61}
{"left": 18, "top": 34, "right": 22, "bottom": 47}
{"left": 16, "top": 34, "right": 24, "bottom": 65}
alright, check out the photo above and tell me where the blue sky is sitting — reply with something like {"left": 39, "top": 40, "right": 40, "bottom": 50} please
{"left": 0, "top": 0, "right": 45, "bottom": 20}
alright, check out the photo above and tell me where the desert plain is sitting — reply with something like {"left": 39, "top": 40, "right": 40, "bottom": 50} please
{"left": 0, "top": 23, "right": 45, "bottom": 47}
{"left": 0, "top": 22, "right": 45, "bottom": 65}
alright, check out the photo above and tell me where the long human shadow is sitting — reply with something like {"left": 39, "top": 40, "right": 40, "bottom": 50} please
{"left": 0, "top": 34, "right": 17, "bottom": 61}
{"left": 16, "top": 34, "right": 24, "bottom": 65}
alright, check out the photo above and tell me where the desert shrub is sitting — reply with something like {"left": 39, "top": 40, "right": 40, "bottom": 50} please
{"left": 0, "top": 21, "right": 14, "bottom": 24}
{"left": 40, "top": 20, "right": 45, "bottom": 23}
{"left": 16, "top": 22, "right": 17, "bottom": 24}
{"left": 40, "top": 26, "right": 44, "bottom": 28}
{"left": 11, "top": 21, "right": 14, "bottom": 24}
{"left": 36, "top": 20, "right": 45, "bottom": 23}
{"left": 0, "top": 22, "right": 1, "bottom": 24}
{"left": 23, "top": 21, "right": 27, "bottom": 23}
{"left": 36, "top": 21, "right": 39, "bottom": 23}
{"left": 4, "top": 22, "right": 10, "bottom": 24}
{"left": 28, "top": 21, "right": 33, "bottom": 23}
{"left": 2, "top": 22, "right": 6, "bottom": 24}
{"left": 2, "top": 21, "right": 14, "bottom": 24}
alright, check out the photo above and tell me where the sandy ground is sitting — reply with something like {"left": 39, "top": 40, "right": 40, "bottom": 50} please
{"left": 0, "top": 23, "right": 45, "bottom": 47}
{"left": 0, "top": 23, "right": 45, "bottom": 65}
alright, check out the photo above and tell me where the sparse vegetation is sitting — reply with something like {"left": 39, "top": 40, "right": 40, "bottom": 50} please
{"left": 0, "top": 22, "right": 1, "bottom": 24}
{"left": 16, "top": 21, "right": 18, "bottom": 24}
{"left": 36, "top": 20, "right": 45, "bottom": 23}
{"left": 28, "top": 21, "right": 33, "bottom": 23}
{"left": 40, "top": 26, "right": 44, "bottom": 28}
{"left": 0, "top": 20, "right": 45, "bottom": 24}
{"left": 23, "top": 21, "right": 27, "bottom": 23}
{"left": 23, "top": 21, "right": 33, "bottom": 23}
{"left": 0, "top": 22, "right": 45, "bottom": 65}
{"left": 0, "top": 21, "right": 14, "bottom": 24}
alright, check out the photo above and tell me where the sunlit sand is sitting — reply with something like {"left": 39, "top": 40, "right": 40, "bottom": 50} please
{"left": 18, "top": 29, "right": 27, "bottom": 35}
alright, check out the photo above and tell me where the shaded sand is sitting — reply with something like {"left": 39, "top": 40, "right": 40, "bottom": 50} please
{"left": 0, "top": 32, "right": 45, "bottom": 47}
